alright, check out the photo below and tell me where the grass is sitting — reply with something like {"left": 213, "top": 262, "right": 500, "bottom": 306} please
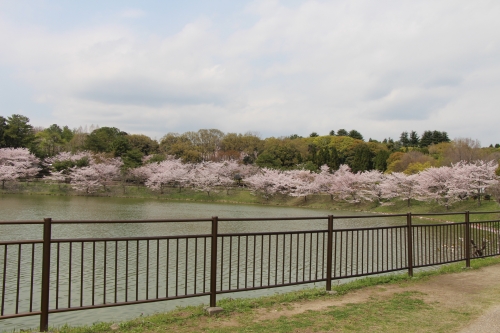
{"left": 3, "top": 180, "right": 499, "bottom": 225}
{"left": 35, "top": 256, "right": 500, "bottom": 333}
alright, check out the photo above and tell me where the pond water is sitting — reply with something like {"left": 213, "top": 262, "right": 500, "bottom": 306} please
{"left": 0, "top": 194, "right": 407, "bottom": 332}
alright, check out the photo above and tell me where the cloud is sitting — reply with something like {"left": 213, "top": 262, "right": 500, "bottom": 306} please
{"left": 0, "top": 0, "right": 500, "bottom": 144}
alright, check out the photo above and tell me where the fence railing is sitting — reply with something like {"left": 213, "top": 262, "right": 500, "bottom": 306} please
{"left": 1, "top": 211, "right": 500, "bottom": 331}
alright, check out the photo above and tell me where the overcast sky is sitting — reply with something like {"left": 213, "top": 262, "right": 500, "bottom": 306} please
{"left": 1, "top": 0, "right": 499, "bottom": 145}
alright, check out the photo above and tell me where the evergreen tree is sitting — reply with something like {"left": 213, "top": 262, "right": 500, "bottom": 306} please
{"left": 347, "top": 143, "right": 374, "bottom": 172}
{"left": 337, "top": 129, "right": 348, "bottom": 136}
{"left": 373, "top": 150, "right": 390, "bottom": 172}
{"left": 348, "top": 129, "right": 364, "bottom": 141}
{"left": 3, "top": 114, "right": 34, "bottom": 149}
{"left": 409, "top": 131, "right": 420, "bottom": 147}
{"left": 400, "top": 131, "right": 409, "bottom": 147}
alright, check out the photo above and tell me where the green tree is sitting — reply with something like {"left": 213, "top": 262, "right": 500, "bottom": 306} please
{"left": 329, "top": 130, "right": 335, "bottom": 136}
{"left": 309, "top": 132, "right": 319, "bottom": 137}
{"left": 420, "top": 130, "right": 450, "bottom": 147}
{"left": 122, "top": 149, "right": 144, "bottom": 169}
{"left": 348, "top": 129, "right": 364, "bottom": 141}
{"left": 337, "top": 129, "right": 348, "bottom": 137}
{"left": 85, "top": 127, "right": 127, "bottom": 154}
{"left": 3, "top": 114, "right": 34, "bottom": 148}
{"left": 127, "top": 134, "right": 159, "bottom": 155}
{"left": 400, "top": 131, "right": 409, "bottom": 147}
{"left": 409, "top": 131, "right": 420, "bottom": 147}
{"left": 347, "top": 143, "right": 374, "bottom": 172}
{"left": 373, "top": 149, "right": 390, "bottom": 172}
{"left": 0, "top": 116, "right": 7, "bottom": 148}
{"left": 256, "top": 140, "right": 302, "bottom": 169}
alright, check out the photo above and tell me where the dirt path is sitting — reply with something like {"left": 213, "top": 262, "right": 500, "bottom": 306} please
{"left": 206, "top": 264, "right": 500, "bottom": 332}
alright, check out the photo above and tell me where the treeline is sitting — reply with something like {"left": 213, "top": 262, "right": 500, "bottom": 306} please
{"left": 1, "top": 113, "right": 500, "bottom": 174}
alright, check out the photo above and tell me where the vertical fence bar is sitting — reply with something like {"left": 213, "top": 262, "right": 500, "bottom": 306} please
{"left": 40, "top": 218, "right": 52, "bottom": 332}
{"left": 326, "top": 215, "right": 333, "bottom": 291}
{"left": 465, "top": 211, "right": 471, "bottom": 268}
{"left": 210, "top": 216, "right": 218, "bottom": 307}
{"left": 406, "top": 213, "right": 413, "bottom": 277}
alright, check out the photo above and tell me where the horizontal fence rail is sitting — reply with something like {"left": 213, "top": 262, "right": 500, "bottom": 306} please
{"left": 1, "top": 211, "right": 500, "bottom": 331}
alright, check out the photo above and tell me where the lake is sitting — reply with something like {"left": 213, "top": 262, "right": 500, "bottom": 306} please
{"left": 0, "top": 194, "right": 408, "bottom": 331}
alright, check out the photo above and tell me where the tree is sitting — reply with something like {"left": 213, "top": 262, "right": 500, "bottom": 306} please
{"left": 399, "top": 132, "right": 409, "bottom": 147}
{"left": 348, "top": 130, "right": 364, "bottom": 141}
{"left": 359, "top": 170, "right": 385, "bottom": 204}
{"left": 347, "top": 143, "right": 373, "bottom": 172}
{"left": 418, "top": 166, "right": 457, "bottom": 209}
{"left": 85, "top": 127, "right": 127, "bottom": 154}
{"left": 127, "top": 134, "right": 159, "bottom": 155}
{"left": 337, "top": 129, "right": 348, "bottom": 137}
{"left": 70, "top": 166, "right": 102, "bottom": 194}
{"left": 451, "top": 161, "right": 498, "bottom": 206}
{"left": 0, "top": 116, "right": 7, "bottom": 148}
{"left": 33, "top": 124, "right": 73, "bottom": 158}
{"left": 0, "top": 148, "right": 40, "bottom": 188}
{"left": 3, "top": 114, "right": 35, "bottom": 148}
{"left": 409, "top": 131, "right": 420, "bottom": 147}
{"left": 381, "top": 172, "right": 421, "bottom": 207}
{"left": 286, "top": 169, "right": 318, "bottom": 201}
{"left": 45, "top": 151, "right": 92, "bottom": 173}
{"left": 255, "top": 141, "right": 302, "bottom": 169}
{"left": 329, "top": 130, "right": 335, "bottom": 136}
{"left": 144, "top": 158, "right": 189, "bottom": 194}
{"left": 309, "top": 132, "right": 319, "bottom": 138}
{"left": 420, "top": 130, "right": 450, "bottom": 147}
{"left": 373, "top": 150, "right": 390, "bottom": 172}
{"left": 245, "top": 168, "right": 281, "bottom": 200}
{"left": 331, "top": 164, "right": 364, "bottom": 204}
{"left": 190, "top": 162, "right": 223, "bottom": 196}
{"left": 442, "top": 138, "right": 483, "bottom": 164}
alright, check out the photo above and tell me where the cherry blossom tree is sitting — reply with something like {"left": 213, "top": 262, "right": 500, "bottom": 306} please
{"left": 417, "top": 166, "right": 457, "bottom": 209}
{"left": 451, "top": 160, "right": 498, "bottom": 206}
{"left": 145, "top": 158, "right": 189, "bottom": 194}
{"left": 190, "top": 162, "right": 224, "bottom": 196}
{"left": 45, "top": 151, "right": 92, "bottom": 173}
{"left": 0, "top": 148, "right": 40, "bottom": 188}
{"left": 70, "top": 166, "right": 102, "bottom": 194}
{"left": 359, "top": 170, "right": 386, "bottom": 204}
{"left": 66, "top": 156, "right": 122, "bottom": 194}
{"left": 315, "top": 165, "right": 336, "bottom": 200}
{"left": 286, "top": 169, "right": 318, "bottom": 201}
{"left": 214, "top": 160, "right": 240, "bottom": 194}
{"left": 331, "top": 165, "right": 365, "bottom": 204}
{"left": 381, "top": 172, "right": 421, "bottom": 207}
{"left": 245, "top": 168, "right": 282, "bottom": 200}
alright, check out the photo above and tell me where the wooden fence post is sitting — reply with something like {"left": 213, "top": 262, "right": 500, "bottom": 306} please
{"left": 40, "top": 218, "right": 52, "bottom": 331}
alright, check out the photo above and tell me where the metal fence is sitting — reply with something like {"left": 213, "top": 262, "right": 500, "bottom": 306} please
{"left": 1, "top": 211, "right": 500, "bottom": 331}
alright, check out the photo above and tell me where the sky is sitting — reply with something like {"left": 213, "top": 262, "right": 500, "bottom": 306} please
{"left": 1, "top": 0, "right": 499, "bottom": 145}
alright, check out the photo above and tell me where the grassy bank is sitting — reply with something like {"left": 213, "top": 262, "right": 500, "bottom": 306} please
{"left": 2, "top": 180, "right": 499, "bottom": 221}
{"left": 33, "top": 256, "right": 500, "bottom": 333}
